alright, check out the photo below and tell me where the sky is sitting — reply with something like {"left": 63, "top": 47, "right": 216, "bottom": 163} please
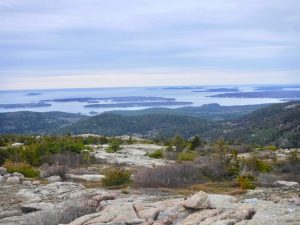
{"left": 0, "top": 0, "right": 299, "bottom": 90}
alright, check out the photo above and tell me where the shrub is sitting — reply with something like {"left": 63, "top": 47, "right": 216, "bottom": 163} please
{"left": 41, "top": 164, "right": 69, "bottom": 180}
{"left": 241, "top": 155, "right": 272, "bottom": 174}
{"left": 134, "top": 157, "right": 225, "bottom": 187}
{"left": 255, "top": 160, "right": 272, "bottom": 173}
{"left": 237, "top": 175, "right": 256, "bottom": 190}
{"left": 148, "top": 149, "right": 164, "bottom": 159}
{"left": 102, "top": 167, "right": 132, "bottom": 187}
{"left": 0, "top": 148, "right": 9, "bottom": 165}
{"left": 3, "top": 160, "right": 40, "bottom": 178}
{"left": 177, "top": 151, "right": 198, "bottom": 161}
{"left": 288, "top": 150, "right": 299, "bottom": 165}
{"left": 106, "top": 140, "right": 122, "bottom": 153}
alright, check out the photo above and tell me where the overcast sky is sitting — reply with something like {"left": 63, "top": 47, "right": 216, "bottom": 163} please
{"left": 0, "top": 0, "right": 299, "bottom": 89}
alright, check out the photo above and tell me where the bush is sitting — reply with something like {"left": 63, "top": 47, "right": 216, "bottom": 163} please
{"left": 41, "top": 164, "right": 69, "bottom": 180}
{"left": 134, "top": 157, "right": 225, "bottom": 187}
{"left": 148, "top": 149, "right": 164, "bottom": 159}
{"left": 237, "top": 175, "right": 256, "bottom": 190}
{"left": 102, "top": 167, "right": 132, "bottom": 187}
{"left": 3, "top": 160, "right": 40, "bottom": 178}
{"left": 0, "top": 148, "right": 9, "bottom": 165}
{"left": 177, "top": 151, "right": 198, "bottom": 161}
{"left": 241, "top": 155, "right": 272, "bottom": 174}
{"left": 106, "top": 140, "right": 122, "bottom": 153}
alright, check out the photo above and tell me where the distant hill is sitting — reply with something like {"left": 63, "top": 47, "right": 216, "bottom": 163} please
{"left": 58, "top": 113, "right": 214, "bottom": 138}
{"left": 110, "top": 103, "right": 268, "bottom": 121}
{"left": 0, "top": 111, "right": 85, "bottom": 134}
{"left": 0, "top": 102, "right": 299, "bottom": 147}
{"left": 219, "top": 101, "right": 300, "bottom": 148}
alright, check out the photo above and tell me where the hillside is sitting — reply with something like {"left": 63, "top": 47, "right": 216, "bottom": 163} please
{"left": 219, "top": 101, "right": 300, "bottom": 147}
{"left": 0, "top": 111, "right": 86, "bottom": 134}
{"left": 111, "top": 103, "right": 268, "bottom": 121}
{"left": 0, "top": 102, "right": 299, "bottom": 147}
{"left": 58, "top": 113, "right": 214, "bottom": 138}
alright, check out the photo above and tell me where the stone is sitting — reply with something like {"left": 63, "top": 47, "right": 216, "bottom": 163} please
{"left": 46, "top": 175, "right": 62, "bottom": 182}
{"left": 182, "top": 191, "right": 212, "bottom": 210}
{"left": 13, "top": 172, "right": 25, "bottom": 179}
{"left": 0, "top": 176, "right": 3, "bottom": 183}
{"left": 67, "top": 174, "right": 105, "bottom": 182}
{"left": 0, "top": 167, "right": 7, "bottom": 175}
{"left": 274, "top": 180, "right": 299, "bottom": 187}
{"left": 20, "top": 206, "right": 41, "bottom": 213}
{"left": 84, "top": 202, "right": 145, "bottom": 225}
{"left": 32, "top": 180, "right": 41, "bottom": 185}
{"left": 6, "top": 176, "right": 20, "bottom": 184}
{"left": 180, "top": 209, "right": 224, "bottom": 225}
{"left": 92, "top": 192, "right": 118, "bottom": 202}
{"left": 22, "top": 181, "right": 32, "bottom": 185}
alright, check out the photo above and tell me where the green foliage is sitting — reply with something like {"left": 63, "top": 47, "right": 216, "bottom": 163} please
{"left": 189, "top": 136, "right": 202, "bottom": 150}
{"left": 4, "top": 160, "right": 40, "bottom": 178}
{"left": 171, "top": 135, "right": 188, "bottom": 152}
{"left": 237, "top": 175, "right": 256, "bottom": 190}
{"left": 148, "top": 149, "right": 164, "bottom": 159}
{"left": 288, "top": 150, "right": 299, "bottom": 165}
{"left": 106, "top": 139, "right": 122, "bottom": 153}
{"left": 0, "top": 148, "right": 9, "bottom": 165}
{"left": 0, "top": 135, "right": 86, "bottom": 166}
{"left": 258, "top": 145, "right": 277, "bottom": 151}
{"left": 102, "top": 167, "right": 132, "bottom": 187}
{"left": 177, "top": 151, "right": 198, "bottom": 161}
{"left": 242, "top": 155, "right": 272, "bottom": 173}
{"left": 255, "top": 159, "right": 272, "bottom": 173}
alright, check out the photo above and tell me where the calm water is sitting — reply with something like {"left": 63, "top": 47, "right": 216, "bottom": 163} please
{"left": 0, "top": 85, "right": 293, "bottom": 115}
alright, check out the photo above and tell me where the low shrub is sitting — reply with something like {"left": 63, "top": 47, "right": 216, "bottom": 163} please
{"left": 177, "top": 151, "right": 198, "bottom": 161}
{"left": 148, "top": 149, "right": 164, "bottom": 159}
{"left": 102, "top": 167, "right": 132, "bottom": 187}
{"left": 134, "top": 157, "right": 225, "bottom": 187}
{"left": 255, "top": 160, "right": 272, "bottom": 173}
{"left": 237, "top": 175, "right": 256, "bottom": 190}
{"left": 106, "top": 140, "right": 122, "bottom": 153}
{"left": 3, "top": 160, "right": 40, "bottom": 178}
{"left": 241, "top": 155, "right": 272, "bottom": 174}
{"left": 41, "top": 164, "right": 69, "bottom": 180}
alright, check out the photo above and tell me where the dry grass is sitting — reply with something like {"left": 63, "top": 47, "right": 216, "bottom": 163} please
{"left": 158, "top": 181, "right": 240, "bottom": 196}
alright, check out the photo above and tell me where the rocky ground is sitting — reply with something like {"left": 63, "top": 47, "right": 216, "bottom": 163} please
{"left": 0, "top": 178, "right": 299, "bottom": 225}
{"left": 0, "top": 144, "right": 299, "bottom": 225}
{"left": 92, "top": 143, "right": 172, "bottom": 167}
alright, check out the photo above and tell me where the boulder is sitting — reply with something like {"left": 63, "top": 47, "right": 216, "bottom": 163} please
{"left": 46, "top": 175, "right": 62, "bottom": 182}
{"left": 274, "top": 180, "right": 299, "bottom": 187}
{"left": 92, "top": 192, "right": 118, "bottom": 202}
{"left": 84, "top": 202, "right": 145, "bottom": 224}
{"left": 13, "top": 172, "right": 25, "bottom": 179}
{"left": 22, "top": 181, "right": 32, "bottom": 185}
{"left": 20, "top": 206, "right": 41, "bottom": 214}
{"left": 0, "top": 167, "right": 7, "bottom": 175}
{"left": 67, "top": 174, "right": 104, "bottom": 182}
{"left": 6, "top": 176, "right": 20, "bottom": 185}
{"left": 182, "top": 191, "right": 212, "bottom": 210}
{"left": 32, "top": 180, "right": 41, "bottom": 185}
{"left": 0, "top": 176, "right": 3, "bottom": 183}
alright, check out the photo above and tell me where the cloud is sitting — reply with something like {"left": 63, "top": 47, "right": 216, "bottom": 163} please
{"left": 0, "top": 0, "right": 299, "bottom": 89}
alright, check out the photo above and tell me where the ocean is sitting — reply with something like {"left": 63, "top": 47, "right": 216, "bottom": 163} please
{"left": 0, "top": 85, "right": 296, "bottom": 115}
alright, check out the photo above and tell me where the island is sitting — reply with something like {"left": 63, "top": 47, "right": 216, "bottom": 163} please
{"left": 209, "top": 90, "right": 300, "bottom": 98}
{"left": 0, "top": 102, "right": 51, "bottom": 109}
{"left": 43, "top": 96, "right": 176, "bottom": 103}
{"left": 84, "top": 101, "right": 193, "bottom": 108}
